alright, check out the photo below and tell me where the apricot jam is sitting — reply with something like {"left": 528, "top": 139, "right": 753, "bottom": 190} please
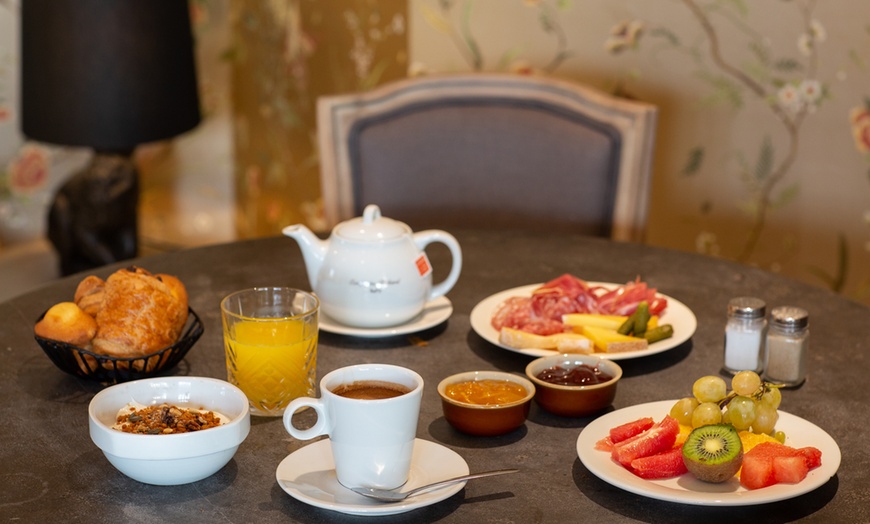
{"left": 444, "top": 379, "right": 527, "bottom": 405}
{"left": 536, "top": 364, "right": 613, "bottom": 386}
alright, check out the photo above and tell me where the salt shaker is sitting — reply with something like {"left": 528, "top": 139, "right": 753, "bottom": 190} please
{"left": 764, "top": 306, "right": 809, "bottom": 387}
{"left": 723, "top": 297, "right": 767, "bottom": 374}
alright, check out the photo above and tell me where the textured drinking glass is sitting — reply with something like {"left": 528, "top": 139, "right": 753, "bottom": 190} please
{"left": 221, "top": 288, "right": 319, "bottom": 417}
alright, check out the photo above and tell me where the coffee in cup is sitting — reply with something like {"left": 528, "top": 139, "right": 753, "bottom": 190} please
{"left": 331, "top": 380, "right": 411, "bottom": 400}
{"left": 283, "top": 364, "right": 423, "bottom": 489}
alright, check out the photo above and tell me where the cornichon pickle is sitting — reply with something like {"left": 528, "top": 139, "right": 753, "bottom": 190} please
{"left": 617, "top": 313, "right": 636, "bottom": 335}
{"left": 633, "top": 302, "right": 650, "bottom": 337}
{"left": 644, "top": 324, "right": 674, "bottom": 343}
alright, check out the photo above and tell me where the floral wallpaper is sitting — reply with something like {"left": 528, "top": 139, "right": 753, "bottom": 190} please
{"left": 410, "top": 0, "right": 870, "bottom": 303}
{"left": 0, "top": 0, "right": 92, "bottom": 246}
{"left": 229, "top": 0, "right": 408, "bottom": 238}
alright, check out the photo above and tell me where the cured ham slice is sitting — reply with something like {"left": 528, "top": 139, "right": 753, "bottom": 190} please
{"left": 531, "top": 274, "right": 592, "bottom": 322}
{"left": 596, "top": 280, "right": 668, "bottom": 316}
{"left": 491, "top": 274, "right": 667, "bottom": 335}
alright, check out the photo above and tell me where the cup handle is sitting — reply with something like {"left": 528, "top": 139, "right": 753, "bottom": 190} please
{"left": 413, "top": 230, "right": 462, "bottom": 301}
{"left": 283, "top": 397, "right": 328, "bottom": 440}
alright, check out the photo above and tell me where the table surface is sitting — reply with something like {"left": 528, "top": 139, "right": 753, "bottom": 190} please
{"left": 1, "top": 230, "right": 867, "bottom": 523}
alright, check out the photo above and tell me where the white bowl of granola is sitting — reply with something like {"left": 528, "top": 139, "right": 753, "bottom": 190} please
{"left": 88, "top": 376, "right": 251, "bottom": 485}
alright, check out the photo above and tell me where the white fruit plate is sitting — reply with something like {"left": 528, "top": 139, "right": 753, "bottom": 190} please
{"left": 576, "top": 400, "right": 841, "bottom": 506}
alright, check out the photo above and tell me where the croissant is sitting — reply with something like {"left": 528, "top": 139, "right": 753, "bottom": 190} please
{"left": 92, "top": 267, "right": 189, "bottom": 359}
{"left": 74, "top": 275, "right": 105, "bottom": 317}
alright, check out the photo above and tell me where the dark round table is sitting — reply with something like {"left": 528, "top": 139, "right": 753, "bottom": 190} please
{"left": 1, "top": 230, "right": 865, "bottom": 523}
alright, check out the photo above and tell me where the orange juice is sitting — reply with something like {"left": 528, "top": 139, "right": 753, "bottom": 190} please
{"left": 225, "top": 319, "right": 317, "bottom": 416}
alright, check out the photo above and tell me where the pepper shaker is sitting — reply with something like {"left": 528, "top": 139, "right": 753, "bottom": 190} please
{"left": 764, "top": 306, "right": 809, "bottom": 387}
{"left": 723, "top": 297, "right": 767, "bottom": 374}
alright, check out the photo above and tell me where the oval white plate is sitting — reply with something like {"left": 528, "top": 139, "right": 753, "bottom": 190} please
{"left": 469, "top": 283, "right": 697, "bottom": 360}
{"left": 319, "top": 296, "right": 453, "bottom": 338}
{"left": 276, "top": 438, "right": 469, "bottom": 516}
{"left": 576, "top": 400, "right": 841, "bottom": 506}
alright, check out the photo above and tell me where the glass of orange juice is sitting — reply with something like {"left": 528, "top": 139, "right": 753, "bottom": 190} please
{"left": 221, "top": 288, "right": 319, "bottom": 417}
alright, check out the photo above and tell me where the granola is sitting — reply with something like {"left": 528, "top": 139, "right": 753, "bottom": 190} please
{"left": 114, "top": 403, "right": 225, "bottom": 434}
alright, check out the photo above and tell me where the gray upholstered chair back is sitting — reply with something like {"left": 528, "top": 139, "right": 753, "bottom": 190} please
{"left": 318, "top": 74, "right": 657, "bottom": 241}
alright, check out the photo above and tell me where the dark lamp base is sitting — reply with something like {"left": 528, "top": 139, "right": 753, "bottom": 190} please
{"left": 47, "top": 152, "right": 139, "bottom": 276}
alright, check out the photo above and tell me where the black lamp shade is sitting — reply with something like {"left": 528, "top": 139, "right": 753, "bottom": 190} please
{"left": 21, "top": 0, "right": 201, "bottom": 151}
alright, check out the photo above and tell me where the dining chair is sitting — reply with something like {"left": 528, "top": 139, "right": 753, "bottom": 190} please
{"left": 317, "top": 73, "right": 658, "bottom": 242}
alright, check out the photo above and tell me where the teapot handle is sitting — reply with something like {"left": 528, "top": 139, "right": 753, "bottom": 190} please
{"left": 413, "top": 230, "right": 462, "bottom": 301}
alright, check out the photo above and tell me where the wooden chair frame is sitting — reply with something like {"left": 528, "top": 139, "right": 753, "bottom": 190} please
{"left": 317, "top": 73, "right": 657, "bottom": 242}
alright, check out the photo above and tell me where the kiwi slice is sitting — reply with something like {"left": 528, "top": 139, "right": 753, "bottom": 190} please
{"left": 682, "top": 424, "right": 744, "bottom": 483}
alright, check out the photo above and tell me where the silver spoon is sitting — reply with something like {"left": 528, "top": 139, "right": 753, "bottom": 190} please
{"left": 350, "top": 468, "right": 519, "bottom": 503}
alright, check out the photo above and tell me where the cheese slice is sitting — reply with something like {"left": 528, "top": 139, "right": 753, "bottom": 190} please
{"left": 561, "top": 313, "right": 628, "bottom": 331}
{"left": 580, "top": 325, "right": 648, "bottom": 353}
{"left": 563, "top": 314, "right": 660, "bottom": 332}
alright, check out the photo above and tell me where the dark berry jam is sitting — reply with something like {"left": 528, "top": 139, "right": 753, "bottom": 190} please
{"left": 536, "top": 364, "right": 613, "bottom": 386}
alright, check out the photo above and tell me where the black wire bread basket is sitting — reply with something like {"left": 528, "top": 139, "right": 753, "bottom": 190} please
{"left": 35, "top": 307, "right": 204, "bottom": 384}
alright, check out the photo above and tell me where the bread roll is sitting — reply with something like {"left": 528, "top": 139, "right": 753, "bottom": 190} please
{"left": 92, "top": 267, "right": 189, "bottom": 358}
{"left": 34, "top": 302, "right": 98, "bottom": 347}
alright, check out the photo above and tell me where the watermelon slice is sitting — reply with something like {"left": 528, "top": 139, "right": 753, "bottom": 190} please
{"left": 772, "top": 456, "right": 809, "bottom": 484}
{"left": 611, "top": 416, "right": 679, "bottom": 467}
{"left": 740, "top": 442, "right": 823, "bottom": 490}
{"left": 797, "top": 446, "right": 822, "bottom": 469}
{"left": 630, "top": 447, "right": 689, "bottom": 479}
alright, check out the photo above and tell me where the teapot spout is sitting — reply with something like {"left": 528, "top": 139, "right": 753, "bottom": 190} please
{"left": 282, "top": 224, "right": 327, "bottom": 290}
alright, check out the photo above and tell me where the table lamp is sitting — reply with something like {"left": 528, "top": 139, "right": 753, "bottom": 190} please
{"left": 20, "top": 0, "right": 200, "bottom": 275}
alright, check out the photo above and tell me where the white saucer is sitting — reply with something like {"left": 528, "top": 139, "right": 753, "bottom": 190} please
{"left": 276, "top": 438, "right": 469, "bottom": 516}
{"left": 318, "top": 296, "right": 453, "bottom": 338}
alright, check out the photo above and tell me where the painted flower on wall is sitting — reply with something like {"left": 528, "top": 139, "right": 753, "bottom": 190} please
{"left": 798, "top": 19, "right": 826, "bottom": 56}
{"left": 777, "top": 79, "right": 824, "bottom": 115}
{"left": 6, "top": 144, "right": 49, "bottom": 196}
{"left": 849, "top": 103, "right": 870, "bottom": 153}
{"left": 605, "top": 20, "right": 644, "bottom": 54}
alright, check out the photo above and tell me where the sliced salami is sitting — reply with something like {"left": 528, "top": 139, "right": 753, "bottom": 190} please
{"left": 490, "top": 295, "right": 564, "bottom": 335}
{"left": 491, "top": 296, "right": 532, "bottom": 331}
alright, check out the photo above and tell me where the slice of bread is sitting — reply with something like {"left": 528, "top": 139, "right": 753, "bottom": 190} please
{"left": 499, "top": 327, "right": 592, "bottom": 353}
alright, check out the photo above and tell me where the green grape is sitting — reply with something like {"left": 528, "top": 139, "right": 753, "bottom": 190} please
{"left": 692, "top": 375, "right": 727, "bottom": 403}
{"left": 670, "top": 397, "right": 699, "bottom": 426}
{"left": 691, "top": 401, "right": 723, "bottom": 428}
{"left": 774, "top": 430, "right": 787, "bottom": 443}
{"left": 731, "top": 370, "right": 762, "bottom": 397}
{"left": 751, "top": 403, "right": 779, "bottom": 435}
{"left": 760, "top": 386, "right": 782, "bottom": 409}
{"left": 727, "top": 396, "right": 756, "bottom": 430}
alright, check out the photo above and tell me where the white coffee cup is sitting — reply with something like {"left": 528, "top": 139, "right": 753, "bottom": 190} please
{"left": 283, "top": 363, "right": 423, "bottom": 489}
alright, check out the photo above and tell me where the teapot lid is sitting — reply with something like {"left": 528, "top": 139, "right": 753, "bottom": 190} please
{"left": 334, "top": 204, "right": 409, "bottom": 241}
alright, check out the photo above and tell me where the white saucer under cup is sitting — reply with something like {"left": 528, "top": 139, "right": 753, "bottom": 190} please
{"left": 284, "top": 363, "right": 423, "bottom": 490}
{"left": 276, "top": 438, "right": 470, "bottom": 516}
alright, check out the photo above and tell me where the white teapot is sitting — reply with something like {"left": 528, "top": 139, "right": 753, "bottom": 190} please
{"left": 282, "top": 205, "right": 462, "bottom": 328}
